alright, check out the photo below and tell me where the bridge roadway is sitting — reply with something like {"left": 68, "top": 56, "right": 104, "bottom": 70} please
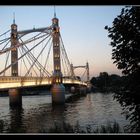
{"left": 0, "top": 76, "right": 87, "bottom": 90}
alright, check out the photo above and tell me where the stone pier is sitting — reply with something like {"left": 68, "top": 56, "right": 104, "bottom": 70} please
{"left": 9, "top": 88, "right": 22, "bottom": 108}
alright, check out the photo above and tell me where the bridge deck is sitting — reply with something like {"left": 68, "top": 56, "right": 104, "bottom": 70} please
{"left": 0, "top": 76, "right": 87, "bottom": 90}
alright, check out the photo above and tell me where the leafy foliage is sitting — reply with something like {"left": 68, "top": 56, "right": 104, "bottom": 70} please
{"left": 105, "top": 6, "right": 140, "bottom": 132}
{"left": 105, "top": 6, "right": 140, "bottom": 75}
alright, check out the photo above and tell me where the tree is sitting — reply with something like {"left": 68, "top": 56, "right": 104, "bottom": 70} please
{"left": 90, "top": 73, "right": 122, "bottom": 92}
{"left": 109, "top": 74, "right": 122, "bottom": 88}
{"left": 99, "top": 72, "right": 109, "bottom": 89}
{"left": 105, "top": 6, "right": 140, "bottom": 132}
{"left": 105, "top": 6, "right": 140, "bottom": 76}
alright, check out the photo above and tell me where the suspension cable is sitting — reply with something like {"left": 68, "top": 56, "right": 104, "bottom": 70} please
{"left": 20, "top": 32, "right": 43, "bottom": 43}
{"left": 3, "top": 51, "right": 10, "bottom": 76}
{"left": 81, "top": 69, "right": 87, "bottom": 81}
{"left": 61, "top": 47, "right": 70, "bottom": 76}
{"left": 61, "top": 53, "right": 66, "bottom": 76}
{"left": 0, "top": 34, "right": 49, "bottom": 75}
{"left": 24, "top": 36, "right": 52, "bottom": 77}
{"left": 20, "top": 38, "right": 51, "bottom": 77}
{"left": 21, "top": 45, "right": 44, "bottom": 77}
{"left": 0, "top": 38, "right": 10, "bottom": 45}
{"left": 0, "top": 29, "right": 10, "bottom": 38}
{"left": 44, "top": 39, "right": 52, "bottom": 72}
{"left": 0, "top": 33, "right": 48, "bottom": 55}
{"left": 20, "top": 46, "right": 39, "bottom": 77}
{"left": 1, "top": 40, "right": 10, "bottom": 50}
{"left": 19, "top": 48, "right": 35, "bottom": 76}
{"left": 19, "top": 48, "right": 23, "bottom": 76}
{"left": 59, "top": 35, "right": 71, "bottom": 77}
{"left": 60, "top": 34, "right": 71, "bottom": 67}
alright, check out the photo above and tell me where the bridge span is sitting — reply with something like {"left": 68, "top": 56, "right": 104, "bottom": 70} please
{"left": 0, "top": 76, "right": 87, "bottom": 90}
{"left": 0, "top": 10, "right": 91, "bottom": 108}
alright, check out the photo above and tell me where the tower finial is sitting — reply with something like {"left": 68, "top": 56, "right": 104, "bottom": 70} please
{"left": 54, "top": 5, "right": 56, "bottom": 18}
{"left": 13, "top": 12, "right": 15, "bottom": 24}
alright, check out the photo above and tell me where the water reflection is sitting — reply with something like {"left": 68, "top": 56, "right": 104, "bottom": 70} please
{"left": 8, "top": 108, "right": 25, "bottom": 133}
{"left": 48, "top": 105, "right": 67, "bottom": 133}
{"left": 51, "top": 105, "right": 66, "bottom": 119}
{"left": 0, "top": 93, "right": 130, "bottom": 133}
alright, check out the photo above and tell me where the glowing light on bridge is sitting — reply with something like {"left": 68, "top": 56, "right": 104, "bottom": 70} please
{"left": 0, "top": 11, "right": 89, "bottom": 92}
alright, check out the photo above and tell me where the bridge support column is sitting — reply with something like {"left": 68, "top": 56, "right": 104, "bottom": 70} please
{"left": 80, "top": 86, "right": 87, "bottom": 94}
{"left": 51, "top": 84, "right": 65, "bottom": 105}
{"left": 9, "top": 88, "right": 22, "bottom": 108}
{"left": 70, "top": 86, "right": 76, "bottom": 93}
{"left": 51, "top": 14, "right": 65, "bottom": 105}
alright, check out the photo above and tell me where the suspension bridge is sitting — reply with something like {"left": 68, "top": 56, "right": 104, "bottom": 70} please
{"left": 0, "top": 12, "right": 91, "bottom": 107}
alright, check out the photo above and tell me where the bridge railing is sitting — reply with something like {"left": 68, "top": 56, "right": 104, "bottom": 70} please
{"left": 0, "top": 76, "right": 52, "bottom": 89}
{"left": 63, "top": 78, "right": 87, "bottom": 86}
{"left": 0, "top": 76, "right": 51, "bottom": 83}
{"left": 0, "top": 76, "right": 87, "bottom": 89}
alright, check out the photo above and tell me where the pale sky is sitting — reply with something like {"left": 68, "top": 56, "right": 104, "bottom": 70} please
{"left": 0, "top": 6, "right": 124, "bottom": 79}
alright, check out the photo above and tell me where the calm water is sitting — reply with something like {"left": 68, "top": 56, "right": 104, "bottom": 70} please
{"left": 0, "top": 92, "right": 130, "bottom": 133}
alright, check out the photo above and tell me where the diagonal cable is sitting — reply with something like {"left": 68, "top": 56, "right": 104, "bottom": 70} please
{"left": 0, "top": 34, "right": 48, "bottom": 75}
{"left": 24, "top": 36, "right": 52, "bottom": 77}
{"left": 20, "top": 37, "right": 51, "bottom": 77}
{"left": 0, "top": 29, "right": 10, "bottom": 38}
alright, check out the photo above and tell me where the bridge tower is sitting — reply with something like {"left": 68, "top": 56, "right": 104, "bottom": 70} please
{"left": 9, "top": 15, "right": 22, "bottom": 108}
{"left": 51, "top": 13, "right": 65, "bottom": 104}
{"left": 11, "top": 15, "right": 18, "bottom": 77}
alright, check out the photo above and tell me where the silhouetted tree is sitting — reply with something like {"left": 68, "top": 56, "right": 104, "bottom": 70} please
{"left": 90, "top": 72, "right": 109, "bottom": 91}
{"left": 90, "top": 73, "right": 123, "bottom": 92}
{"left": 90, "top": 77, "right": 97, "bottom": 86}
{"left": 90, "top": 72, "right": 122, "bottom": 92}
{"left": 105, "top": 6, "right": 140, "bottom": 132}
{"left": 109, "top": 74, "right": 122, "bottom": 90}
{"left": 99, "top": 72, "right": 109, "bottom": 90}
{"left": 105, "top": 6, "right": 140, "bottom": 76}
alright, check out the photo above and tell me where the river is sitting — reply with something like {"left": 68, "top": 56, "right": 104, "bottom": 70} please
{"left": 0, "top": 92, "right": 130, "bottom": 133}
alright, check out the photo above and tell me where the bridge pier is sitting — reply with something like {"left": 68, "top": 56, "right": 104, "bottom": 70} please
{"left": 80, "top": 86, "right": 87, "bottom": 94}
{"left": 9, "top": 88, "right": 22, "bottom": 108}
{"left": 51, "top": 84, "right": 65, "bottom": 105}
{"left": 70, "top": 86, "right": 76, "bottom": 93}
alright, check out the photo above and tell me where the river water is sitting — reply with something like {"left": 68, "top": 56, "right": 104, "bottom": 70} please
{"left": 0, "top": 92, "right": 130, "bottom": 133}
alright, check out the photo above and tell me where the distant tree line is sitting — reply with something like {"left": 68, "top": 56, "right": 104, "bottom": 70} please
{"left": 90, "top": 72, "right": 126, "bottom": 92}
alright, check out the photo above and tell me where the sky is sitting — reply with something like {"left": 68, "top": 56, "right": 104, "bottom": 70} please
{"left": 0, "top": 6, "right": 125, "bottom": 78}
